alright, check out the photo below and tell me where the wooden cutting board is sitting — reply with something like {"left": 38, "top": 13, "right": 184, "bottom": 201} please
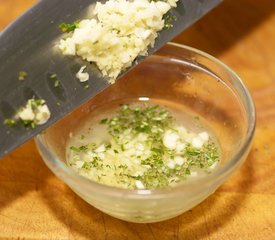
{"left": 1, "top": 0, "right": 275, "bottom": 239}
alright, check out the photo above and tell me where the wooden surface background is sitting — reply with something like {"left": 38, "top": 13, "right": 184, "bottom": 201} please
{"left": 1, "top": 0, "right": 275, "bottom": 239}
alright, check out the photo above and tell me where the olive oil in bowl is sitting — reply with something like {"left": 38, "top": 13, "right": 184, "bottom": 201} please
{"left": 66, "top": 99, "right": 220, "bottom": 190}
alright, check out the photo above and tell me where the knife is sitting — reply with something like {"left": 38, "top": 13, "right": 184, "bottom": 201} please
{"left": 0, "top": 0, "right": 221, "bottom": 157}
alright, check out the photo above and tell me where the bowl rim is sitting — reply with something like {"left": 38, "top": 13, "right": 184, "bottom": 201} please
{"left": 35, "top": 42, "right": 256, "bottom": 198}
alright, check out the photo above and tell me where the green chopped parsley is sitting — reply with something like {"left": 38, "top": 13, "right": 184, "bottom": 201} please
{"left": 49, "top": 73, "right": 57, "bottom": 79}
{"left": 21, "top": 120, "right": 36, "bottom": 129}
{"left": 49, "top": 73, "right": 61, "bottom": 88}
{"left": 164, "top": 14, "right": 177, "bottom": 29}
{"left": 18, "top": 71, "right": 27, "bottom": 81}
{"left": 3, "top": 118, "right": 16, "bottom": 127}
{"left": 59, "top": 21, "right": 80, "bottom": 33}
{"left": 54, "top": 80, "right": 61, "bottom": 88}
{"left": 70, "top": 146, "right": 81, "bottom": 152}
{"left": 68, "top": 104, "right": 220, "bottom": 190}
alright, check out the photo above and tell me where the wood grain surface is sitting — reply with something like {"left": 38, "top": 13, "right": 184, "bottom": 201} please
{"left": 1, "top": 0, "right": 275, "bottom": 239}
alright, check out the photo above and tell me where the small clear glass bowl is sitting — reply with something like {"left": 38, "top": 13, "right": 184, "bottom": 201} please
{"left": 35, "top": 43, "right": 256, "bottom": 223}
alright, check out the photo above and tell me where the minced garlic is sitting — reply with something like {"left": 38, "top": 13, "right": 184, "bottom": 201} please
{"left": 67, "top": 104, "right": 219, "bottom": 190}
{"left": 76, "top": 66, "right": 89, "bottom": 82}
{"left": 59, "top": 0, "right": 178, "bottom": 83}
{"left": 16, "top": 99, "right": 51, "bottom": 128}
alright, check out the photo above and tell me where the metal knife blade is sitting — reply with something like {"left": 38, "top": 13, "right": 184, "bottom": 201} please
{"left": 0, "top": 0, "right": 221, "bottom": 157}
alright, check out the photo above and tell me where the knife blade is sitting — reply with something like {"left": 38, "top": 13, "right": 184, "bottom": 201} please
{"left": 0, "top": 0, "right": 221, "bottom": 157}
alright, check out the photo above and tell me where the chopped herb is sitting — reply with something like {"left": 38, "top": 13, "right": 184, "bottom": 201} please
{"left": 100, "top": 118, "right": 108, "bottom": 124}
{"left": 18, "top": 71, "right": 27, "bottom": 81}
{"left": 114, "top": 149, "right": 119, "bottom": 154}
{"left": 79, "top": 145, "right": 88, "bottom": 151}
{"left": 185, "top": 168, "right": 191, "bottom": 175}
{"left": 33, "top": 99, "right": 43, "bottom": 106}
{"left": 49, "top": 73, "right": 61, "bottom": 88}
{"left": 105, "top": 143, "right": 111, "bottom": 149}
{"left": 70, "top": 146, "right": 80, "bottom": 152}
{"left": 3, "top": 118, "right": 16, "bottom": 127}
{"left": 68, "top": 104, "right": 220, "bottom": 190}
{"left": 59, "top": 20, "right": 80, "bottom": 33}
{"left": 21, "top": 120, "right": 36, "bottom": 129}
{"left": 82, "top": 162, "right": 90, "bottom": 170}
{"left": 50, "top": 73, "right": 57, "bottom": 79}
{"left": 54, "top": 80, "right": 61, "bottom": 88}
{"left": 70, "top": 145, "right": 89, "bottom": 152}
{"left": 164, "top": 14, "right": 177, "bottom": 29}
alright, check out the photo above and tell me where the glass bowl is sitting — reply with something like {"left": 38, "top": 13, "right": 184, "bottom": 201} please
{"left": 35, "top": 43, "right": 256, "bottom": 223}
